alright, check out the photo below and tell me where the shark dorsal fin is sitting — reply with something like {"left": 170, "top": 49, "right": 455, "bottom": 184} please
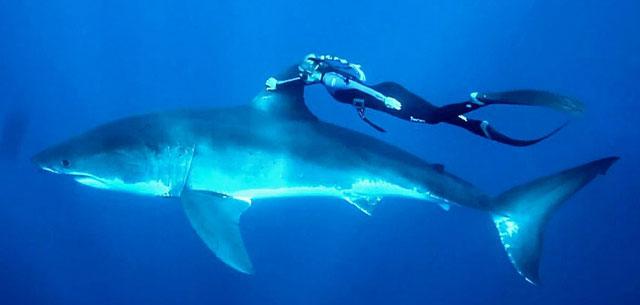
{"left": 251, "top": 65, "right": 317, "bottom": 121}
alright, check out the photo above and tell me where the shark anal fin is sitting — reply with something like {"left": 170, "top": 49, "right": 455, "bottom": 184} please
{"left": 181, "top": 188, "right": 253, "bottom": 274}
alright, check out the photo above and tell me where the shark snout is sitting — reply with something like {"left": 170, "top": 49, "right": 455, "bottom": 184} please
{"left": 31, "top": 149, "right": 62, "bottom": 174}
{"left": 31, "top": 150, "right": 46, "bottom": 168}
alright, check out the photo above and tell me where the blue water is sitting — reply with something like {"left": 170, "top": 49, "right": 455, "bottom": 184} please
{"left": 1, "top": 1, "right": 638, "bottom": 304}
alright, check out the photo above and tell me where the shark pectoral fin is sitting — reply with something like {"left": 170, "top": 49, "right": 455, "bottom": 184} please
{"left": 343, "top": 192, "right": 381, "bottom": 216}
{"left": 181, "top": 188, "right": 253, "bottom": 274}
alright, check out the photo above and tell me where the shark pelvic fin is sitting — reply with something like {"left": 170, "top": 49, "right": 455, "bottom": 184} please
{"left": 490, "top": 156, "right": 618, "bottom": 285}
{"left": 181, "top": 188, "right": 253, "bottom": 274}
{"left": 343, "top": 192, "right": 382, "bottom": 216}
{"left": 438, "top": 203, "right": 451, "bottom": 211}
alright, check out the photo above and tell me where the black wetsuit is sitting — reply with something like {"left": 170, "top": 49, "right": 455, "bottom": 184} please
{"left": 329, "top": 79, "right": 576, "bottom": 146}
{"left": 268, "top": 60, "right": 582, "bottom": 147}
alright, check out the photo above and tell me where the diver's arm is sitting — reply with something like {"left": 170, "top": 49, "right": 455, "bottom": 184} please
{"left": 265, "top": 76, "right": 304, "bottom": 91}
{"left": 347, "top": 79, "right": 402, "bottom": 110}
{"left": 321, "top": 72, "right": 402, "bottom": 110}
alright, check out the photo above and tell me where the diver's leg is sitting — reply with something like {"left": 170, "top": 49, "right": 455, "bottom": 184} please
{"left": 444, "top": 115, "right": 565, "bottom": 147}
{"left": 437, "top": 90, "right": 584, "bottom": 119}
{"left": 434, "top": 92, "right": 489, "bottom": 120}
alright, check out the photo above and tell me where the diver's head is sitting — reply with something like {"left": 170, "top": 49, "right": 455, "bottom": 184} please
{"left": 299, "top": 53, "right": 323, "bottom": 83}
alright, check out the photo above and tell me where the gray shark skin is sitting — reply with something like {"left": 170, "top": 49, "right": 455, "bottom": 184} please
{"left": 33, "top": 80, "right": 618, "bottom": 285}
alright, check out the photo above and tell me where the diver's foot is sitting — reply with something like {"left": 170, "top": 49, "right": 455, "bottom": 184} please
{"left": 479, "top": 120, "right": 492, "bottom": 139}
{"left": 469, "top": 91, "right": 485, "bottom": 106}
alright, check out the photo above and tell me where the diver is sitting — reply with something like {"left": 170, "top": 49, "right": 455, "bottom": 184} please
{"left": 265, "top": 54, "right": 583, "bottom": 146}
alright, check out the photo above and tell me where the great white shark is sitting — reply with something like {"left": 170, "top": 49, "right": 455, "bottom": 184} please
{"left": 32, "top": 67, "right": 618, "bottom": 284}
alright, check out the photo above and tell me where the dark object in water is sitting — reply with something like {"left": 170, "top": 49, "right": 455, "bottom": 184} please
{"left": 0, "top": 105, "right": 29, "bottom": 159}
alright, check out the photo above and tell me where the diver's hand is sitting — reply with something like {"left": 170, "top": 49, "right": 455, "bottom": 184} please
{"left": 265, "top": 77, "right": 278, "bottom": 91}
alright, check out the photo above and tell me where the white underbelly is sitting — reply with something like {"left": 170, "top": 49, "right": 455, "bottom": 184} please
{"left": 225, "top": 179, "right": 451, "bottom": 214}
{"left": 187, "top": 148, "right": 452, "bottom": 213}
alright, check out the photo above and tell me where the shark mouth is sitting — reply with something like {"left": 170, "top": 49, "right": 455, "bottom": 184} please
{"left": 39, "top": 166, "right": 59, "bottom": 174}
{"left": 64, "top": 172, "right": 111, "bottom": 189}
{"left": 68, "top": 172, "right": 172, "bottom": 196}
{"left": 73, "top": 175, "right": 109, "bottom": 189}
{"left": 37, "top": 166, "right": 108, "bottom": 189}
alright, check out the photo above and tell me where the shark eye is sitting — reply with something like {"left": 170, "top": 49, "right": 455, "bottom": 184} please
{"left": 61, "top": 159, "right": 70, "bottom": 167}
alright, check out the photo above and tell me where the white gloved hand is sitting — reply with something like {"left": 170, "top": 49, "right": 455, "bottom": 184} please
{"left": 265, "top": 77, "right": 278, "bottom": 91}
{"left": 384, "top": 96, "right": 402, "bottom": 110}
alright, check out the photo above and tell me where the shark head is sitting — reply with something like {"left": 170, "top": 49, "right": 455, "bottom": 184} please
{"left": 32, "top": 116, "right": 194, "bottom": 197}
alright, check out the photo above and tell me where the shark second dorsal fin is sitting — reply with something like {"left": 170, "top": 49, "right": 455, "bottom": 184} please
{"left": 251, "top": 65, "right": 317, "bottom": 121}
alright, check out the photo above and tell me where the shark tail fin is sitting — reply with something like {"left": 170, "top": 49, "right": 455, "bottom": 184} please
{"left": 490, "top": 156, "right": 618, "bottom": 285}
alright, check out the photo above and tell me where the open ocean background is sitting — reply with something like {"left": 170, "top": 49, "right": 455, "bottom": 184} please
{"left": 1, "top": 1, "right": 638, "bottom": 304}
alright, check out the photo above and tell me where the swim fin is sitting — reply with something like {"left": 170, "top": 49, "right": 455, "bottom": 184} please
{"left": 447, "top": 116, "right": 568, "bottom": 147}
{"left": 479, "top": 90, "right": 584, "bottom": 114}
{"left": 479, "top": 120, "right": 568, "bottom": 147}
